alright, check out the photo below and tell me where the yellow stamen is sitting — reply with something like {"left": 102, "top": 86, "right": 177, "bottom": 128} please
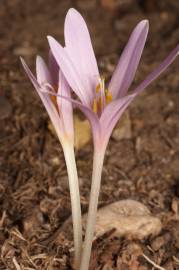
{"left": 93, "top": 77, "right": 113, "bottom": 114}
{"left": 51, "top": 95, "right": 57, "bottom": 106}
{"left": 50, "top": 85, "right": 59, "bottom": 111}
{"left": 93, "top": 98, "right": 98, "bottom": 113}
{"left": 96, "top": 83, "right": 101, "bottom": 93}
{"left": 105, "top": 89, "right": 112, "bottom": 105}
{"left": 98, "top": 96, "right": 103, "bottom": 111}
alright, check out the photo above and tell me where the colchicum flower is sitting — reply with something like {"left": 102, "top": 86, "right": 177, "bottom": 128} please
{"left": 48, "top": 8, "right": 179, "bottom": 270}
{"left": 20, "top": 52, "right": 82, "bottom": 269}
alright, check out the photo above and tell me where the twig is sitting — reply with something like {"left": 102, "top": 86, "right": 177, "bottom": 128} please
{"left": 0, "top": 211, "right": 6, "bottom": 228}
{"left": 142, "top": 253, "right": 166, "bottom": 270}
{"left": 12, "top": 257, "right": 21, "bottom": 270}
{"left": 173, "top": 255, "right": 179, "bottom": 265}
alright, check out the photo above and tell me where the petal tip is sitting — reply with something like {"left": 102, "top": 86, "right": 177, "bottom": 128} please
{"left": 47, "top": 35, "right": 54, "bottom": 43}
{"left": 66, "top": 7, "right": 79, "bottom": 17}
{"left": 36, "top": 55, "right": 45, "bottom": 67}
{"left": 140, "top": 19, "right": 149, "bottom": 30}
{"left": 47, "top": 36, "right": 60, "bottom": 49}
{"left": 19, "top": 56, "right": 24, "bottom": 63}
{"left": 20, "top": 57, "right": 27, "bottom": 68}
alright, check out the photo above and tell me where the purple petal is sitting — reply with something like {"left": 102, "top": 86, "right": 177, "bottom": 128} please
{"left": 36, "top": 55, "right": 52, "bottom": 85}
{"left": 100, "top": 94, "right": 135, "bottom": 140}
{"left": 109, "top": 20, "right": 149, "bottom": 99}
{"left": 59, "top": 93, "right": 101, "bottom": 143}
{"left": 65, "top": 8, "right": 99, "bottom": 101}
{"left": 57, "top": 71, "right": 74, "bottom": 139}
{"left": 20, "top": 57, "right": 64, "bottom": 139}
{"left": 48, "top": 49, "right": 59, "bottom": 86}
{"left": 132, "top": 44, "right": 179, "bottom": 95}
{"left": 47, "top": 36, "right": 90, "bottom": 106}
{"left": 42, "top": 88, "right": 101, "bottom": 143}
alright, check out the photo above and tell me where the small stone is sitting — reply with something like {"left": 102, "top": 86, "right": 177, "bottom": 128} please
{"left": 112, "top": 111, "right": 132, "bottom": 141}
{"left": 13, "top": 45, "right": 35, "bottom": 56}
{"left": 74, "top": 115, "right": 91, "bottom": 150}
{"left": 151, "top": 233, "right": 171, "bottom": 251}
{"left": 83, "top": 200, "right": 162, "bottom": 240}
{"left": 51, "top": 157, "right": 60, "bottom": 166}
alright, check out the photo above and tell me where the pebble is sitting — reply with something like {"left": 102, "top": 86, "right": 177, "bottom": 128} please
{"left": 13, "top": 46, "right": 35, "bottom": 56}
{"left": 151, "top": 233, "right": 171, "bottom": 251}
{"left": 74, "top": 115, "right": 91, "bottom": 150}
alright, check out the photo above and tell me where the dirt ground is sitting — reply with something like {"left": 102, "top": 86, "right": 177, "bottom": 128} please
{"left": 0, "top": 0, "right": 179, "bottom": 269}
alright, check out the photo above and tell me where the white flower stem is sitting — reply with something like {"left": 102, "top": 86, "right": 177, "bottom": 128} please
{"left": 79, "top": 146, "right": 106, "bottom": 270}
{"left": 62, "top": 141, "right": 82, "bottom": 270}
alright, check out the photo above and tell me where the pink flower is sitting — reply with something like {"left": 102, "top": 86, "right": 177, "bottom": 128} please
{"left": 48, "top": 8, "right": 179, "bottom": 152}
{"left": 21, "top": 51, "right": 82, "bottom": 269}
{"left": 47, "top": 9, "right": 179, "bottom": 270}
{"left": 20, "top": 52, "right": 73, "bottom": 144}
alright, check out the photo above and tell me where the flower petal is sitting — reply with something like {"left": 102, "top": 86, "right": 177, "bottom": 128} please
{"left": 99, "top": 95, "right": 134, "bottom": 147}
{"left": 132, "top": 44, "right": 179, "bottom": 95}
{"left": 60, "top": 94, "right": 101, "bottom": 143}
{"left": 75, "top": 102, "right": 101, "bottom": 144}
{"left": 109, "top": 20, "right": 149, "bottom": 99}
{"left": 64, "top": 8, "right": 99, "bottom": 100}
{"left": 48, "top": 49, "right": 59, "bottom": 86}
{"left": 20, "top": 57, "right": 63, "bottom": 139}
{"left": 57, "top": 70, "right": 74, "bottom": 139}
{"left": 36, "top": 55, "right": 52, "bottom": 85}
{"left": 47, "top": 36, "right": 90, "bottom": 106}
{"left": 41, "top": 88, "right": 101, "bottom": 144}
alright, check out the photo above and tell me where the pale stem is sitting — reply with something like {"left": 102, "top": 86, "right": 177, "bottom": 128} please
{"left": 62, "top": 141, "right": 82, "bottom": 269}
{"left": 79, "top": 145, "right": 106, "bottom": 270}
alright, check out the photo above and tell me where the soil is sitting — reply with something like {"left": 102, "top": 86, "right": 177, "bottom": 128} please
{"left": 0, "top": 0, "right": 179, "bottom": 269}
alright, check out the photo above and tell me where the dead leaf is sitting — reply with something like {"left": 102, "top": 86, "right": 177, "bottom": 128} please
{"left": 171, "top": 197, "right": 179, "bottom": 220}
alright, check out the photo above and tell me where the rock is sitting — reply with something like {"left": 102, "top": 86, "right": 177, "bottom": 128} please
{"left": 150, "top": 233, "right": 171, "bottom": 251}
{"left": 13, "top": 44, "right": 35, "bottom": 56}
{"left": 0, "top": 96, "right": 12, "bottom": 120}
{"left": 83, "top": 200, "right": 162, "bottom": 240}
{"left": 74, "top": 115, "right": 91, "bottom": 150}
{"left": 112, "top": 111, "right": 132, "bottom": 141}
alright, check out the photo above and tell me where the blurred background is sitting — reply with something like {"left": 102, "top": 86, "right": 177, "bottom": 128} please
{"left": 0, "top": 0, "right": 179, "bottom": 269}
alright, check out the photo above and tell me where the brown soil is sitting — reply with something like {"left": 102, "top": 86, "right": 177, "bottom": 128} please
{"left": 0, "top": 0, "right": 179, "bottom": 269}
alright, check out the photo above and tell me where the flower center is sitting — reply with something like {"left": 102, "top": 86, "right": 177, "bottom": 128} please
{"left": 92, "top": 77, "right": 112, "bottom": 114}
